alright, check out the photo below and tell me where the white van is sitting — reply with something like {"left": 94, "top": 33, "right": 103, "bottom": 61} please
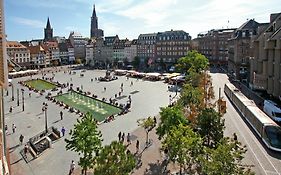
{"left": 263, "top": 100, "right": 281, "bottom": 123}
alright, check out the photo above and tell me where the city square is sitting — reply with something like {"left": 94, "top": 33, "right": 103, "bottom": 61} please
{"left": 4, "top": 67, "right": 174, "bottom": 175}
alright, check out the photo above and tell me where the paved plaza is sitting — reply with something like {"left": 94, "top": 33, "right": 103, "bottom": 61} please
{"left": 4, "top": 68, "right": 175, "bottom": 175}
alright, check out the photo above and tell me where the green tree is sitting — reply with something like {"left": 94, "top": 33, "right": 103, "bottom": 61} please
{"left": 179, "top": 84, "right": 203, "bottom": 107}
{"left": 197, "top": 108, "right": 225, "bottom": 148}
{"left": 176, "top": 50, "right": 209, "bottom": 74}
{"left": 162, "top": 123, "right": 203, "bottom": 174}
{"left": 65, "top": 113, "right": 103, "bottom": 175}
{"left": 95, "top": 141, "right": 136, "bottom": 175}
{"left": 137, "top": 117, "right": 155, "bottom": 146}
{"left": 199, "top": 137, "right": 254, "bottom": 175}
{"left": 132, "top": 56, "right": 140, "bottom": 69}
{"left": 156, "top": 106, "right": 188, "bottom": 139}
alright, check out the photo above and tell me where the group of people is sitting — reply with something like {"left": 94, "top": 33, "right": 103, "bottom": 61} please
{"left": 118, "top": 132, "right": 140, "bottom": 153}
{"left": 5, "top": 123, "right": 16, "bottom": 135}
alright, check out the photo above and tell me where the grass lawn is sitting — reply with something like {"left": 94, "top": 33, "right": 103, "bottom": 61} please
{"left": 54, "top": 91, "right": 122, "bottom": 122}
{"left": 25, "top": 79, "right": 57, "bottom": 91}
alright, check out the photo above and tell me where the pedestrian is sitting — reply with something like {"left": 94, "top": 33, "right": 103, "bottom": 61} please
{"left": 91, "top": 78, "right": 93, "bottom": 82}
{"left": 121, "top": 83, "right": 123, "bottom": 88}
{"left": 118, "top": 131, "right": 121, "bottom": 142}
{"left": 19, "top": 134, "right": 24, "bottom": 145}
{"left": 104, "top": 87, "right": 106, "bottom": 92}
{"left": 136, "top": 140, "right": 139, "bottom": 153}
{"left": 5, "top": 124, "right": 8, "bottom": 134}
{"left": 130, "top": 81, "right": 133, "bottom": 86}
{"left": 60, "top": 111, "right": 63, "bottom": 120}
{"left": 68, "top": 160, "right": 75, "bottom": 175}
{"left": 12, "top": 124, "right": 16, "bottom": 133}
{"left": 153, "top": 116, "right": 157, "bottom": 125}
{"left": 233, "top": 133, "right": 237, "bottom": 141}
{"left": 29, "top": 92, "right": 31, "bottom": 97}
{"left": 121, "top": 133, "right": 125, "bottom": 143}
{"left": 61, "top": 126, "right": 66, "bottom": 137}
{"left": 24, "top": 144, "right": 29, "bottom": 157}
{"left": 115, "top": 94, "right": 117, "bottom": 98}
{"left": 9, "top": 106, "right": 12, "bottom": 113}
{"left": 127, "top": 133, "right": 131, "bottom": 145}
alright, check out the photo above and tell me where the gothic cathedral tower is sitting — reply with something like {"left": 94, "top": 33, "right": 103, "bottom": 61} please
{"left": 44, "top": 17, "right": 53, "bottom": 41}
{"left": 90, "top": 5, "right": 104, "bottom": 38}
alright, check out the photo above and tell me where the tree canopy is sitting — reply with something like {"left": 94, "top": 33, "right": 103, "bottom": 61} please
{"left": 95, "top": 141, "right": 136, "bottom": 175}
{"left": 65, "top": 113, "right": 103, "bottom": 175}
{"left": 156, "top": 106, "right": 188, "bottom": 139}
{"left": 197, "top": 108, "right": 225, "bottom": 148}
{"left": 162, "top": 123, "right": 203, "bottom": 174}
{"left": 176, "top": 50, "right": 209, "bottom": 74}
{"left": 199, "top": 138, "right": 253, "bottom": 175}
{"left": 137, "top": 117, "right": 156, "bottom": 145}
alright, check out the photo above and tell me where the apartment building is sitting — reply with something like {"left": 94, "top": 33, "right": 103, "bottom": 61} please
{"left": 228, "top": 19, "right": 259, "bottom": 82}
{"left": 137, "top": 33, "right": 157, "bottom": 65}
{"left": 196, "top": 28, "right": 236, "bottom": 66}
{"left": 155, "top": 30, "right": 191, "bottom": 70}
{"left": 249, "top": 13, "right": 281, "bottom": 99}
{"left": 6, "top": 41, "right": 30, "bottom": 68}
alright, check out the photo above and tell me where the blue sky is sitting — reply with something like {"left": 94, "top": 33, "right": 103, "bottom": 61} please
{"left": 5, "top": 0, "right": 281, "bottom": 41}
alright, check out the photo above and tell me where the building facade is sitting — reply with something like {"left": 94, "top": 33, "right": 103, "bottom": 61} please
{"left": 196, "top": 28, "right": 236, "bottom": 66}
{"left": 42, "top": 41, "right": 60, "bottom": 66}
{"left": 249, "top": 13, "right": 281, "bottom": 99}
{"left": 68, "top": 31, "right": 88, "bottom": 60}
{"left": 228, "top": 19, "right": 259, "bottom": 82}
{"left": 27, "top": 45, "right": 47, "bottom": 68}
{"left": 85, "top": 40, "right": 94, "bottom": 65}
{"left": 124, "top": 39, "right": 137, "bottom": 64}
{"left": 6, "top": 41, "right": 30, "bottom": 68}
{"left": 90, "top": 5, "right": 104, "bottom": 38}
{"left": 155, "top": 30, "right": 191, "bottom": 70}
{"left": 113, "top": 39, "right": 128, "bottom": 65}
{"left": 137, "top": 33, "right": 157, "bottom": 67}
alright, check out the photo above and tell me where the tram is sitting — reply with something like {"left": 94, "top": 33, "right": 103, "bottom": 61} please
{"left": 224, "top": 83, "right": 281, "bottom": 152}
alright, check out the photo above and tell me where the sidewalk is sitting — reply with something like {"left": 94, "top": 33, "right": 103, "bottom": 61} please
{"left": 72, "top": 116, "right": 178, "bottom": 175}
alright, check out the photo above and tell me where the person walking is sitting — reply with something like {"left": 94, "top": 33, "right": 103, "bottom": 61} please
{"left": 24, "top": 144, "right": 29, "bottom": 158}
{"left": 19, "top": 134, "right": 24, "bottom": 145}
{"left": 121, "top": 133, "right": 125, "bottom": 143}
{"left": 5, "top": 125, "right": 8, "bottom": 135}
{"left": 61, "top": 126, "right": 66, "bottom": 137}
{"left": 69, "top": 160, "right": 75, "bottom": 175}
{"left": 9, "top": 106, "right": 12, "bottom": 113}
{"left": 127, "top": 133, "right": 131, "bottom": 145}
{"left": 12, "top": 124, "right": 16, "bottom": 133}
{"left": 60, "top": 111, "right": 63, "bottom": 120}
{"left": 136, "top": 140, "right": 140, "bottom": 153}
{"left": 118, "top": 131, "right": 122, "bottom": 142}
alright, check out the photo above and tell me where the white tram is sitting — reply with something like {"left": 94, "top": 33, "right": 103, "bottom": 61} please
{"left": 224, "top": 83, "right": 281, "bottom": 152}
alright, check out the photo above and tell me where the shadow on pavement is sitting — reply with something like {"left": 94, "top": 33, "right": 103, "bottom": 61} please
{"left": 144, "top": 160, "right": 170, "bottom": 175}
{"left": 11, "top": 158, "right": 23, "bottom": 165}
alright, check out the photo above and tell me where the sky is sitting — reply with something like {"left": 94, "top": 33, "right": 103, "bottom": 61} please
{"left": 4, "top": 0, "right": 281, "bottom": 41}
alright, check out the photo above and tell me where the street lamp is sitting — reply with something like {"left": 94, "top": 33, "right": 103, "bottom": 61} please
{"left": 21, "top": 89, "right": 25, "bottom": 111}
{"left": 11, "top": 83, "right": 14, "bottom": 101}
{"left": 43, "top": 103, "right": 48, "bottom": 133}
{"left": 17, "top": 89, "right": 19, "bottom": 106}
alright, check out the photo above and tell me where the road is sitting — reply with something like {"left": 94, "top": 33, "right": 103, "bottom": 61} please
{"left": 210, "top": 72, "right": 281, "bottom": 175}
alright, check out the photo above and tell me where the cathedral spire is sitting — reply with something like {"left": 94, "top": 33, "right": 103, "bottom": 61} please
{"left": 46, "top": 17, "right": 51, "bottom": 29}
{"left": 92, "top": 4, "right": 96, "bottom": 17}
{"left": 44, "top": 17, "right": 53, "bottom": 41}
{"left": 90, "top": 4, "right": 103, "bottom": 38}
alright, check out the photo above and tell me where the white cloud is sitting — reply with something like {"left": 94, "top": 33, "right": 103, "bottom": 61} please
{"left": 12, "top": 17, "right": 45, "bottom": 28}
